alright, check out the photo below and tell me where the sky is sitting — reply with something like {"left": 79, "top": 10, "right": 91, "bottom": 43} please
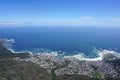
{"left": 0, "top": 0, "right": 120, "bottom": 27}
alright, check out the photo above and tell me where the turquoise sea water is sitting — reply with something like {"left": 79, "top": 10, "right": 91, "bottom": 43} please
{"left": 0, "top": 27, "right": 120, "bottom": 58}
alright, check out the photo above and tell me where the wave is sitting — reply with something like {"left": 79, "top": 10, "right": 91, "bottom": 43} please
{"left": 4, "top": 38, "right": 15, "bottom": 48}
{"left": 4, "top": 39, "right": 120, "bottom": 61}
{"left": 64, "top": 49, "right": 120, "bottom": 61}
{"left": 4, "top": 39, "right": 16, "bottom": 52}
{"left": 4, "top": 39, "right": 31, "bottom": 54}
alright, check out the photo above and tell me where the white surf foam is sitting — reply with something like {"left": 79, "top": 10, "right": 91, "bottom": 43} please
{"left": 4, "top": 39, "right": 32, "bottom": 54}
{"left": 64, "top": 49, "right": 120, "bottom": 61}
{"left": 3, "top": 39, "right": 120, "bottom": 61}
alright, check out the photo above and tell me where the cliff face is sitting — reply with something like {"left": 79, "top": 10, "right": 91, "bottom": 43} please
{"left": 0, "top": 38, "right": 120, "bottom": 80}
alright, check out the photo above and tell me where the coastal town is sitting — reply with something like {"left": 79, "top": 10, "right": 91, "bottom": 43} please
{"left": 0, "top": 38, "right": 120, "bottom": 80}
{"left": 14, "top": 50, "right": 120, "bottom": 79}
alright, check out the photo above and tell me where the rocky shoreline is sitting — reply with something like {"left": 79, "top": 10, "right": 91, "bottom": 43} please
{"left": 0, "top": 38, "right": 120, "bottom": 80}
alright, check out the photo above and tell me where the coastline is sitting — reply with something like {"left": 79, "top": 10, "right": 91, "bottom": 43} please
{"left": 0, "top": 38, "right": 120, "bottom": 80}
{"left": 3, "top": 38, "right": 120, "bottom": 61}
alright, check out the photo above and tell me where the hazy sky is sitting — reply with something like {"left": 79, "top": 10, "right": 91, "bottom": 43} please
{"left": 0, "top": 0, "right": 120, "bottom": 27}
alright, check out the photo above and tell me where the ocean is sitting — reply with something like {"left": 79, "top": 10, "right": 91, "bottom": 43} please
{"left": 0, "top": 27, "right": 120, "bottom": 59}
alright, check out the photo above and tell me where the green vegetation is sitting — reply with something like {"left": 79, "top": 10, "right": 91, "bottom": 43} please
{"left": 57, "top": 74, "right": 93, "bottom": 80}
{"left": 0, "top": 39, "right": 120, "bottom": 80}
{"left": 93, "top": 71, "right": 102, "bottom": 80}
{"left": 0, "top": 41, "right": 52, "bottom": 80}
{"left": 0, "top": 58, "right": 52, "bottom": 80}
{"left": 51, "top": 60, "right": 70, "bottom": 80}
